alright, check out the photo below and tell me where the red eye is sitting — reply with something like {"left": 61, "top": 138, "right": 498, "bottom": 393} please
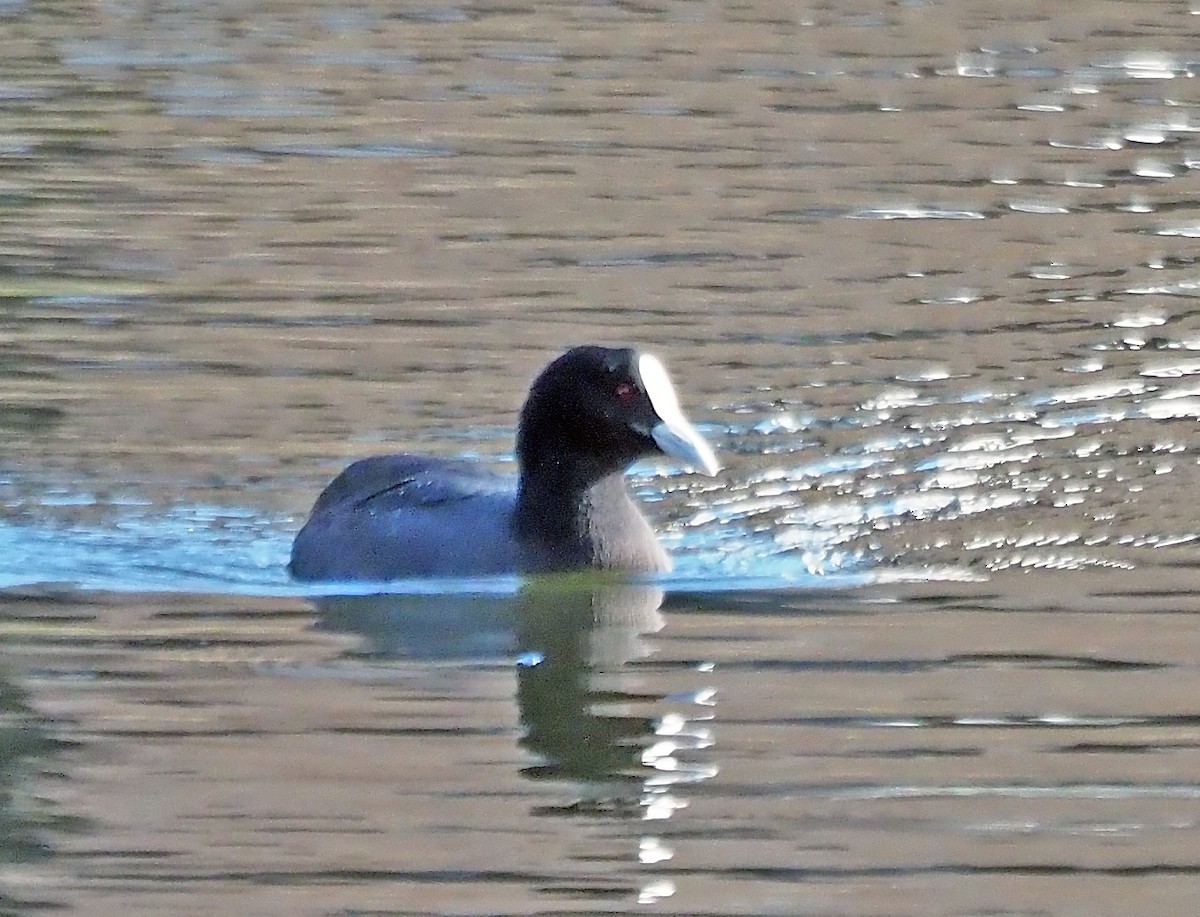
{"left": 615, "top": 382, "right": 635, "bottom": 401}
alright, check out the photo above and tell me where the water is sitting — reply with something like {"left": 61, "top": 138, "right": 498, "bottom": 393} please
{"left": 5, "top": 0, "right": 1200, "bottom": 913}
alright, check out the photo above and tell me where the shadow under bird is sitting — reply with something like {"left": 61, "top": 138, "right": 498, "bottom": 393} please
{"left": 289, "top": 345, "right": 720, "bottom": 581}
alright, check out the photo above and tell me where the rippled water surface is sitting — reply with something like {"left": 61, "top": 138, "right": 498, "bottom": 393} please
{"left": 6, "top": 0, "right": 1200, "bottom": 914}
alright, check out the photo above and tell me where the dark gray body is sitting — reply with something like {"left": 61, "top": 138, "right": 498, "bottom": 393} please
{"left": 289, "top": 453, "right": 670, "bottom": 581}
{"left": 289, "top": 455, "right": 523, "bottom": 580}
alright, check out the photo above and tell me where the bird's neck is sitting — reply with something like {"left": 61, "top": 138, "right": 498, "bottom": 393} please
{"left": 513, "top": 456, "right": 665, "bottom": 573}
{"left": 514, "top": 452, "right": 625, "bottom": 539}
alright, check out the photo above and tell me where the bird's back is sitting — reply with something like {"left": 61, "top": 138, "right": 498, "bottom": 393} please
{"left": 289, "top": 454, "right": 520, "bottom": 581}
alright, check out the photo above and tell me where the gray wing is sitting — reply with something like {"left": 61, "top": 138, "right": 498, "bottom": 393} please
{"left": 291, "top": 454, "right": 520, "bottom": 581}
{"left": 308, "top": 454, "right": 512, "bottom": 514}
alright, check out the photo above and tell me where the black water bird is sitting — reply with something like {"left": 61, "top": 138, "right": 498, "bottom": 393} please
{"left": 289, "top": 346, "right": 720, "bottom": 581}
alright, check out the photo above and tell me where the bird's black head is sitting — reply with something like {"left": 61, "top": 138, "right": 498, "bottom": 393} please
{"left": 516, "top": 345, "right": 719, "bottom": 483}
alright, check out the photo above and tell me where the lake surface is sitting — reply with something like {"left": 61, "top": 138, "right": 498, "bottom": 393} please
{"left": 5, "top": 0, "right": 1200, "bottom": 913}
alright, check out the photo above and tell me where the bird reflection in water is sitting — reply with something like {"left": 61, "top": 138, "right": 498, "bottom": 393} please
{"left": 310, "top": 578, "right": 717, "bottom": 905}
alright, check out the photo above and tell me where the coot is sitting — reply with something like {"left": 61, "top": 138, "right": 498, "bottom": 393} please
{"left": 289, "top": 346, "right": 719, "bottom": 581}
